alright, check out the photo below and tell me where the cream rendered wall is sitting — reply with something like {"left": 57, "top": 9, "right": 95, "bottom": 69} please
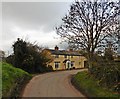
{"left": 68, "top": 56, "right": 86, "bottom": 68}
{"left": 48, "top": 55, "right": 65, "bottom": 70}
{"left": 48, "top": 54, "right": 87, "bottom": 70}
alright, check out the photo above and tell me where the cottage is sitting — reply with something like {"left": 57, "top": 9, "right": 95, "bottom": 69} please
{"left": 43, "top": 46, "right": 87, "bottom": 70}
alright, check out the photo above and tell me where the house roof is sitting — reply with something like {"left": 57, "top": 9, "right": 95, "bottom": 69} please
{"left": 46, "top": 49, "right": 82, "bottom": 56}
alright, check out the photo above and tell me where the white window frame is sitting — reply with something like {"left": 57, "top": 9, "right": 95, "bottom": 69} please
{"left": 54, "top": 62, "right": 60, "bottom": 69}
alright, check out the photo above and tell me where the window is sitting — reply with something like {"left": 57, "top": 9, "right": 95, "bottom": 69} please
{"left": 64, "top": 55, "right": 67, "bottom": 58}
{"left": 55, "top": 55, "right": 59, "bottom": 58}
{"left": 54, "top": 62, "right": 60, "bottom": 69}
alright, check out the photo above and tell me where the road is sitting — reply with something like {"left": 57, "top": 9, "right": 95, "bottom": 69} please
{"left": 22, "top": 69, "right": 87, "bottom": 97}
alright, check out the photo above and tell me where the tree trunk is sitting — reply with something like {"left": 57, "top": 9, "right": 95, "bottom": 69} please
{"left": 87, "top": 51, "right": 94, "bottom": 73}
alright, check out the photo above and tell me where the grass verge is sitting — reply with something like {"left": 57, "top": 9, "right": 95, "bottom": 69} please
{"left": 2, "top": 62, "right": 32, "bottom": 98}
{"left": 0, "top": 62, "right": 2, "bottom": 98}
{"left": 71, "top": 71, "right": 120, "bottom": 97}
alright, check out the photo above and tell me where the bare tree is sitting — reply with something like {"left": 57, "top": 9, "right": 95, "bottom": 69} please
{"left": 56, "top": 0, "right": 120, "bottom": 69}
{"left": 114, "top": 18, "right": 120, "bottom": 56}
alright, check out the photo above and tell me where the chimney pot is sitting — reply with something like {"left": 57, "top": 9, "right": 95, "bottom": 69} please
{"left": 69, "top": 48, "right": 73, "bottom": 51}
{"left": 55, "top": 46, "right": 59, "bottom": 50}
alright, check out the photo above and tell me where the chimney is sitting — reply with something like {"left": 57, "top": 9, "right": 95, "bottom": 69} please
{"left": 69, "top": 48, "right": 73, "bottom": 52}
{"left": 55, "top": 45, "right": 59, "bottom": 50}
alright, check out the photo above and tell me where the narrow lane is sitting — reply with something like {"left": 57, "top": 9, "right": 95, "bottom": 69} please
{"left": 22, "top": 69, "right": 87, "bottom": 97}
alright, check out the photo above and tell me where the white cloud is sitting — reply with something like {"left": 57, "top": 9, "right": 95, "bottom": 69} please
{"left": 2, "top": 0, "right": 74, "bottom": 2}
{"left": 2, "top": 2, "right": 72, "bottom": 55}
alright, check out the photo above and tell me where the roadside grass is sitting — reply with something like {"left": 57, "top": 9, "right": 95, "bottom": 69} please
{"left": 72, "top": 71, "right": 120, "bottom": 97}
{"left": 2, "top": 62, "right": 32, "bottom": 97}
{"left": 0, "top": 62, "right": 2, "bottom": 98}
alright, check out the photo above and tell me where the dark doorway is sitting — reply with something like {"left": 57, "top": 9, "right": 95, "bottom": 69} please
{"left": 84, "top": 61, "right": 88, "bottom": 68}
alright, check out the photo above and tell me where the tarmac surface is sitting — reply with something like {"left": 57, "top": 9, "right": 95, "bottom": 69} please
{"left": 22, "top": 69, "right": 87, "bottom": 97}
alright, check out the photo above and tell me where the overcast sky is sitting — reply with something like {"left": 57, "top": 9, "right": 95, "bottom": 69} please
{"left": 1, "top": 1, "right": 74, "bottom": 55}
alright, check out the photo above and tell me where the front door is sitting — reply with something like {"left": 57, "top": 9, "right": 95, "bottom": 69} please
{"left": 84, "top": 61, "right": 88, "bottom": 68}
{"left": 66, "top": 61, "right": 71, "bottom": 69}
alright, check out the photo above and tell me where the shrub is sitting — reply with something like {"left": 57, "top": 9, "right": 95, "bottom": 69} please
{"left": 91, "top": 56, "right": 120, "bottom": 92}
{"left": 6, "top": 38, "right": 53, "bottom": 73}
{"left": 72, "top": 71, "right": 120, "bottom": 97}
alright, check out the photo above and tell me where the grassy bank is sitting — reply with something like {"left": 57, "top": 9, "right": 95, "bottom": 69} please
{"left": 0, "top": 62, "right": 2, "bottom": 98}
{"left": 71, "top": 71, "right": 120, "bottom": 97}
{"left": 2, "top": 62, "right": 32, "bottom": 98}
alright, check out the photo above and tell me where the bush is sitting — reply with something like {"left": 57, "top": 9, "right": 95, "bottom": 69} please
{"left": 72, "top": 71, "right": 120, "bottom": 97}
{"left": 6, "top": 38, "right": 53, "bottom": 73}
{"left": 91, "top": 55, "right": 120, "bottom": 92}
